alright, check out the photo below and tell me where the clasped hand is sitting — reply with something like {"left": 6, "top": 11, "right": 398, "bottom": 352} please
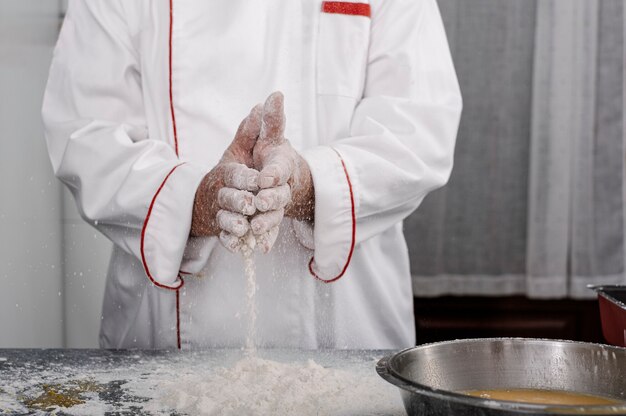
{"left": 191, "top": 92, "right": 314, "bottom": 254}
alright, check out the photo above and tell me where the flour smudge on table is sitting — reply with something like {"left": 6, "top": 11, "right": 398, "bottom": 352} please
{"left": 0, "top": 349, "right": 404, "bottom": 415}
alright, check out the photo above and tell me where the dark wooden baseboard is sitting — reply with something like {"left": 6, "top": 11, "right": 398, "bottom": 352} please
{"left": 414, "top": 296, "right": 604, "bottom": 345}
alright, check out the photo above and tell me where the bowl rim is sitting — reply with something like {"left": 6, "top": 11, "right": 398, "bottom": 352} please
{"left": 376, "top": 337, "right": 626, "bottom": 414}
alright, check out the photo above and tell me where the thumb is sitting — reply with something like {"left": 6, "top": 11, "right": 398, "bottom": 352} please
{"left": 231, "top": 103, "right": 262, "bottom": 153}
{"left": 259, "top": 91, "right": 286, "bottom": 147}
{"left": 257, "top": 150, "right": 293, "bottom": 189}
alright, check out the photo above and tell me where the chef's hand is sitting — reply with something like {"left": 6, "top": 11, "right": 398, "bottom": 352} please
{"left": 251, "top": 92, "right": 315, "bottom": 253}
{"left": 191, "top": 104, "right": 262, "bottom": 253}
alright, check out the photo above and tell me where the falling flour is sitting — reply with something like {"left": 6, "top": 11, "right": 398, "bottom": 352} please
{"left": 241, "top": 245, "right": 257, "bottom": 354}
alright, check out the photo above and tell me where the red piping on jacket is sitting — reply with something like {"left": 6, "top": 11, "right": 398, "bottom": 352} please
{"left": 169, "top": 0, "right": 180, "bottom": 157}
{"left": 140, "top": 163, "right": 186, "bottom": 291}
{"left": 322, "top": 1, "right": 371, "bottom": 18}
{"left": 308, "top": 149, "right": 356, "bottom": 283}
{"left": 168, "top": 0, "right": 183, "bottom": 350}
{"left": 176, "top": 289, "right": 182, "bottom": 349}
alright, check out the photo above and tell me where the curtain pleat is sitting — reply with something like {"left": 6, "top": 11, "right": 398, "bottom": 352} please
{"left": 569, "top": 0, "right": 625, "bottom": 297}
{"left": 526, "top": 0, "right": 599, "bottom": 298}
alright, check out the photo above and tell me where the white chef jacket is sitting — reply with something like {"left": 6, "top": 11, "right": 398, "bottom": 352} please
{"left": 43, "top": 0, "right": 462, "bottom": 349}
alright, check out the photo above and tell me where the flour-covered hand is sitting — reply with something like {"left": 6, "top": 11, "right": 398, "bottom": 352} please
{"left": 250, "top": 92, "right": 315, "bottom": 253}
{"left": 191, "top": 105, "right": 262, "bottom": 251}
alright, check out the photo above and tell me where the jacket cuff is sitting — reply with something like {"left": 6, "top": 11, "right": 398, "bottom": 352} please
{"left": 140, "top": 162, "right": 207, "bottom": 290}
{"left": 301, "top": 146, "right": 357, "bottom": 283}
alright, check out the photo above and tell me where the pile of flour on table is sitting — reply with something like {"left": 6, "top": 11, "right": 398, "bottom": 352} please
{"left": 153, "top": 355, "right": 393, "bottom": 415}
{"left": 151, "top": 243, "right": 393, "bottom": 415}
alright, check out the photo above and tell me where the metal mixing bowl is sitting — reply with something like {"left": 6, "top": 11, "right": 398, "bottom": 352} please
{"left": 377, "top": 338, "right": 626, "bottom": 415}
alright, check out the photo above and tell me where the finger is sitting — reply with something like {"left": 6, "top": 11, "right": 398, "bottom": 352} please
{"left": 222, "top": 163, "right": 259, "bottom": 192}
{"left": 218, "top": 188, "right": 256, "bottom": 216}
{"left": 256, "top": 226, "right": 280, "bottom": 254}
{"left": 258, "top": 164, "right": 291, "bottom": 189}
{"left": 250, "top": 208, "right": 284, "bottom": 236}
{"left": 243, "top": 232, "right": 257, "bottom": 252}
{"left": 254, "top": 185, "right": 291, "bottom": 212}
{"left": 219, "top": 231, "right": 242, "bottom": 253}
{"left": 258, "top": 152, "right": 293, "bottom": 189}
{"left": 216, "top": 210, "right": 250, "bottom": 237}
{"left": 259, "top": 92, "right": 285, "bottom": 146}
{"left": 232, "top": 104, "right": 263, "bottom": 152}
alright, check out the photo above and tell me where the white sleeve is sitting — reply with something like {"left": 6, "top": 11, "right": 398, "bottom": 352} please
{"left": 42, "top": 0, "right": 207, "bottom": 289}
{"left": 302, "top": 0, "right": 462, "bottom": 281}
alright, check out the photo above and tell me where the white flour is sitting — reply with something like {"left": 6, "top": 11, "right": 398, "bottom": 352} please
{"left": 151, "top": 356, "right": 394, "bottom": 416}
{"left": 242, "top": 245, "right": 257, "bottom": 354}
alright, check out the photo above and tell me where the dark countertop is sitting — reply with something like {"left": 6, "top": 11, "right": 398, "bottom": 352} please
{"left": 0, "top": 349, "right": 405, "bottom": 415}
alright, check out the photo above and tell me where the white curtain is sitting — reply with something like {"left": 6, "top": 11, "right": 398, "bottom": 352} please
{"left": 408, "top": 0, "right": 625, "bottom": 299}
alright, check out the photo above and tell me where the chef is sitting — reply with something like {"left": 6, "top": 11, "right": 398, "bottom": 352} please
{"left": 42, "top": 0, "right": 462, "bottom": 350}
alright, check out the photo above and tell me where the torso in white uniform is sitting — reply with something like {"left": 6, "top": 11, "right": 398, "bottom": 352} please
{"left": 44, "top": 0, "right": 462, "bottom": 350}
